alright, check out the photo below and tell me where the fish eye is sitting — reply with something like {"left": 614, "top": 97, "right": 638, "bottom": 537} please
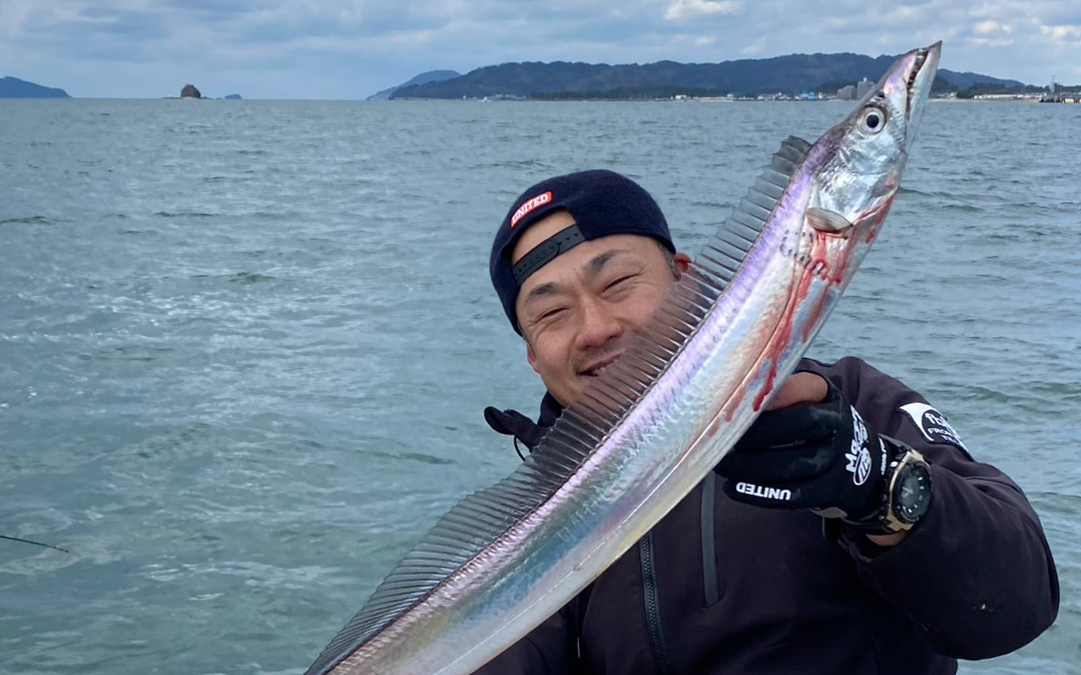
{"left": 858, "top": 106, "right": 887, "bottom": 134}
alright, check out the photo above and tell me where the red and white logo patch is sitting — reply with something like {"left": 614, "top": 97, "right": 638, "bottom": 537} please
{"left": 510, "top": 191, "right": 553, "bottom": 228}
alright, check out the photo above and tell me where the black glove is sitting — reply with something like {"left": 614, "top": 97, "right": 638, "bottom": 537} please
{"left": 714, "top": 383, "right": 892, "bottom": 521}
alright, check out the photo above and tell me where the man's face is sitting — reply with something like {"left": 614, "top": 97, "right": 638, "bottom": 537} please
{"left": 512, "top": 210, "right": 689, "bottom": 407}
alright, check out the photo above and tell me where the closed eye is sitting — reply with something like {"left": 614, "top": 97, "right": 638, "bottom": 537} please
{"left": 539, "top": 307, "right": 567, "bottom": 322}
{"left": 605, "top": 275, "right": 634, "bottom": 292}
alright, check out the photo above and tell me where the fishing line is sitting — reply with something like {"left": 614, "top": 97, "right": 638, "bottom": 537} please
{"left": 0, "top": 534, "right": 70, "bottom": 553}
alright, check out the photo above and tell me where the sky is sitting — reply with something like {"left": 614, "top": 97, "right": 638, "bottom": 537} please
{"left": 2, "top": 0, "right": 1080, "bottom": 99}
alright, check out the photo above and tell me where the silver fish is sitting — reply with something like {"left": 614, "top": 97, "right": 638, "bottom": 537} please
{"left": 303, "top": 41, "right": 942, "bottom": 675}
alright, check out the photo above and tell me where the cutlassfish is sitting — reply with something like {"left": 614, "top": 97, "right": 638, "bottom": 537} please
{"left": 303, "top": 41, "right": 942, "bottom": 675}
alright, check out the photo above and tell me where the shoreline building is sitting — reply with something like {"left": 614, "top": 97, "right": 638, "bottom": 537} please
{"left": 856, "top": 77, "right": 874, "bottom": 99}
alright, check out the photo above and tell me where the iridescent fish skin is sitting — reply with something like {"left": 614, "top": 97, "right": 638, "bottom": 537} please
{"left": 304, "top": 42, "right": 941, "bottom": 675}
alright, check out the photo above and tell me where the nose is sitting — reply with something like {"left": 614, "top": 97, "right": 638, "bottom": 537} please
{"left": 575, "top": 297, "right": 623, "bottom": 351}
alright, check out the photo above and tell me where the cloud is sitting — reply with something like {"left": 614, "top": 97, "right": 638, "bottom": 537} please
{"left": 665, "top": 0, "right": 742, "bottom": 21}
{"left": 972, "top": 20, "right": 1006, "bottom": 35}
{"left": 1040, "top": 24, "right": 1081, "bottom": 42}
{"left": 1, "top": 0, "right": 1079, "bottom": 97}
{"left": 965, "top": 18, "right": 1014, "bottom": 46}
{"left": 741, "top": 38, "right": 765, "bottom": 56}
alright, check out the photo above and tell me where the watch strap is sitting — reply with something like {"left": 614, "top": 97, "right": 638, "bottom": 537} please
{"left": 844, "top": 442, "right": 930, "bottom": 534}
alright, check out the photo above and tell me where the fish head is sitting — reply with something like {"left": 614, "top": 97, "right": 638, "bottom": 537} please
{"left": 805, "top": 41, "right": 941, "bottom": 278}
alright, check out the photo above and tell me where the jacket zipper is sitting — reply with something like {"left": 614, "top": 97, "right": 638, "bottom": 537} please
{"left": 640, "top": 531, "right": 672, "bottom": 674}
{"left": 700, "top": 473, "right": 720, "bottom": 606}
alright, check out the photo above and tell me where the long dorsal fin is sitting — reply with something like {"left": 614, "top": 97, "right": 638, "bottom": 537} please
{"left": 304, "top": 135, "right": 812, "bottom": 675}
{"left": 692, "top": 135, "right": 810, "bottom": 293}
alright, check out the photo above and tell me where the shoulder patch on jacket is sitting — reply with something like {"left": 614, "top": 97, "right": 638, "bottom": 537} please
{"left": 899, "top": 402, "right": 967, "bottom": 451}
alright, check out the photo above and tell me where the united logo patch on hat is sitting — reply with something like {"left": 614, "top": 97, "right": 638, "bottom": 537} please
{"left": 510, "top": 191, "right": 552, "bottom": 228}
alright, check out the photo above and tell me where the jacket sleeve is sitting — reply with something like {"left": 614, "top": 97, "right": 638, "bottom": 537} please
{"left": 471, "top": 608, "right": 576, "bottom": 674}
{"left": 803, "top": 356, "right": 1059, "bottom": 660}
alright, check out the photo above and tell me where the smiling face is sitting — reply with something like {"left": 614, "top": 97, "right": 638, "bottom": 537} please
{"left": 512, "top": 210, "right": 690, "bottom": 407}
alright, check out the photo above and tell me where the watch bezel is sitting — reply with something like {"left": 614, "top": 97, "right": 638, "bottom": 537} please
{"left": 884, "top": 450, "right": 932, "bottom": 531}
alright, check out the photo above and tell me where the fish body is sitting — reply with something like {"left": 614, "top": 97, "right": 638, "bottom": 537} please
{"left": 304, "top": 41, "right": 941, "bottom": 675}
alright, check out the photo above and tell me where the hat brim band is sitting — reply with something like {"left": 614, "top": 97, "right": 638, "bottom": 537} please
{"left": 511, "top": 225, "right": 586, "bottom": 285}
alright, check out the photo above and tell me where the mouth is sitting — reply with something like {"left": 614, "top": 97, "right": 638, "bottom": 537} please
{"left": 901, "top": 41, "right": 941, "bottom": 145}
{"left": 908, "top": 47, "right": 929, "bottom": 91}
{"left": 908, "top": 42, "right": 941, "bottom": 92}
{"left": 580, "top": 355, "right": 621, "bottom": 378}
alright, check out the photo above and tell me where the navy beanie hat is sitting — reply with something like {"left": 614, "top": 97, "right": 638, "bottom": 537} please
{"left": 490, "top": 169, "right": 675, "bottom": 334}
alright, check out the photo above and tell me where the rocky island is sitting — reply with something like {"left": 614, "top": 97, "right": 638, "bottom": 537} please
{"left": 0, "top": 76, "right": 70, "bottom": 98}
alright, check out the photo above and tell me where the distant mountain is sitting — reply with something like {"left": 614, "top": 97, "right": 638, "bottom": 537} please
{"left": 0, "top": 76, "right": 70, "bottom": 99}
{"left": 368, "top": 70, "right": 461, "bottom": 100}
{"left": 390, "top": 53, "right": 1025, "bottom": 100}
{"left": 931, "top": 69, "right": 1023, "bottom": 91}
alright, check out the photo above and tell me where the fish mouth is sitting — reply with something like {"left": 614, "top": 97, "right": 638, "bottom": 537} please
{"left": 907, "top": 42, "right": 941, "bottom": 95}
{"left": 908, "top": 50, "right": 927, "bottom": 91}
{"left": 902, "top": 41, "right": 941, "bottom": 145}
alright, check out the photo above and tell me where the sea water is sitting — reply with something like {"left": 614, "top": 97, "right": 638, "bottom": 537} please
{"left": 1, "top": 98, "right": 1078, "bottom": 674}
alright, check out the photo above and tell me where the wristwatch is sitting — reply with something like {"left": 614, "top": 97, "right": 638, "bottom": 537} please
{"left": 881, "top": 447, "right": 933, "bottom": 532}
{"left": 847, "top": 441, "right": 933, "bottom": 534}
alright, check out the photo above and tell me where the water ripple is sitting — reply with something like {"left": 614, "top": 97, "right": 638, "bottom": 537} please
{"left": 0, "top": 98, "right": 1076, "bottom": 675}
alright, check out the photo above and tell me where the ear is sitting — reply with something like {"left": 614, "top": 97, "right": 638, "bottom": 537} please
{"left": 526, "top": 339, "right": 541, "bottom": 375}
{"left": 673, "top": 252, "right": 692, "bottom": 279}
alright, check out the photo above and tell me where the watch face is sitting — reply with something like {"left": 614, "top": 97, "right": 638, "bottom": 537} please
{"left": 894, "top": 462, "right": 932, "bottom": 524}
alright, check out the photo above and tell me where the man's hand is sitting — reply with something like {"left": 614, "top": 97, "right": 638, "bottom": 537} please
{"left": 765, "top": 372, "right": 830, "bottom": 410}
{"left": 716, "top": 373, "right": 908, "bottom": 547}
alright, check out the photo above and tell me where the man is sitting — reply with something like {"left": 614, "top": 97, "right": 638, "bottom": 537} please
{"left": 478, "top": 169, "right": 1058, "bottom": 674}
